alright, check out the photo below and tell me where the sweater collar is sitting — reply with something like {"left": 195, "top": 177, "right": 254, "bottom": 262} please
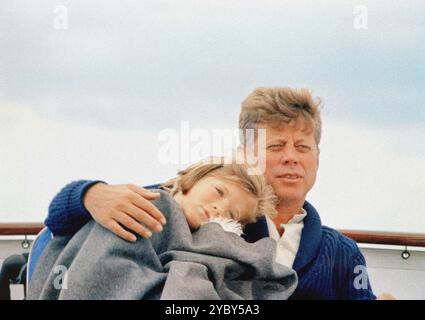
{"left": 292, "top": 201, "right": 322, "bottom": 272}
{"left": 242, "top": 200, "right": 322, "bottom": 272}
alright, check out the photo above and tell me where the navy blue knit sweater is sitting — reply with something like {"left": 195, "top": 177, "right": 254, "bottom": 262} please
{"left": 45, "top": 180, "right": 376, "bottom": 300}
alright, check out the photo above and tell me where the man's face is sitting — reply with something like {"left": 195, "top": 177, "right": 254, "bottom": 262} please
{"left": 254, "top": 122, "right": 319, "bottom": 208}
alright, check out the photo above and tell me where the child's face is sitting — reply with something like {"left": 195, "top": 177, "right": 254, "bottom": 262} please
{"left": 174, "top": 176, "right": 257, "bottom": 229}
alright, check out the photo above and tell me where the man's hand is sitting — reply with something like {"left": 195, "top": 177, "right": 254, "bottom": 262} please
{"left": 83, "top": 183, "right": 166, "bottom": 242}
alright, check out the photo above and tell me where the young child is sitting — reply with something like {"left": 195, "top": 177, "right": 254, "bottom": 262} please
{"left": 160, "top": 156, "right": 278, "bottom": 235}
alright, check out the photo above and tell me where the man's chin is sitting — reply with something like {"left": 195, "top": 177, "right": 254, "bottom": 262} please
{"left": 275, "top": 191, "right": 305, "bottom": 205}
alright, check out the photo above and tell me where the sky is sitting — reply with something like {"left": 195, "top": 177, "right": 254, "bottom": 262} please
{"left": 1, "top": 0, "right": 424, "bottom": 232}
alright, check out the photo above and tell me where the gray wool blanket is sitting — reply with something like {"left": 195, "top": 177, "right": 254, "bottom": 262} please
{"left": 27, "top": 190, "right": 297, "bottom": 300}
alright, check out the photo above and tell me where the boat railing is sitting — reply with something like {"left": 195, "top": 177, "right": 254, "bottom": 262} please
{"left": 0, "top": 222, "right": 424, "bottom": 249}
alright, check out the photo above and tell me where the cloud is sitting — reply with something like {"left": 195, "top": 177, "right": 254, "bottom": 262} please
{"left": 308, "top": 119, "right": 425, "bottom": 233}
{"left": 0, "top": 104, "right": 179, "bottom": 222}
{"left": 1, "top": 0, "right": 424, "bottom": 131}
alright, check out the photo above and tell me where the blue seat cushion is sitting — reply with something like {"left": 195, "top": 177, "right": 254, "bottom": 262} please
{"left": 28, "top": 228, "right": 53, "bottom": 283}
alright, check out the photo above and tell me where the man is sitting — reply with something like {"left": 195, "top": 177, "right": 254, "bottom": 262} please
{"left": 44, "top": 87, "right": 388, "bottom": 299}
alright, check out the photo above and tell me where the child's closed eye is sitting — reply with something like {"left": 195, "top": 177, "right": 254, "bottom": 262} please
{"left": 215, "top": 186, "right": 224, "bottom": 196}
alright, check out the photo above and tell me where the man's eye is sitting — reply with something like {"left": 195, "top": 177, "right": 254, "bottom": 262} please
{"left": 296, "top": 145, "right": 311, "bottom": 152}
{"left": 267, "top": 144, "right": 283, "bottom": 151}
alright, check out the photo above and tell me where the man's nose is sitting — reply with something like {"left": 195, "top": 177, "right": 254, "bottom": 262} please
{"left": 279, "top": 145, "right": 300, "bottom": 165}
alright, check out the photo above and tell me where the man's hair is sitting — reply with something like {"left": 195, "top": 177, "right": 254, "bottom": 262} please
{"left": 239, "top": 87, "right": 322, "bottom": 145}
{"left": 161, "top": 157, "right": 277, "bottom": 225}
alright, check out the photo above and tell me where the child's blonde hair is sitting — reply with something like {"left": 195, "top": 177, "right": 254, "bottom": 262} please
{"left": 161, "top": 157, "right": 277, "bottom": 225}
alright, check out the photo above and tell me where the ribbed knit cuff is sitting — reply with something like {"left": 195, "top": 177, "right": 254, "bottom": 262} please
{"left": 68, "top": 180, "right": 106, "bottom": 219}
{"left": 45, "top": 180, "right": 106, "bottom": 235}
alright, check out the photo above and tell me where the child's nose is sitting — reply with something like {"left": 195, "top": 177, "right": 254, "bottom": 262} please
{"left": 211, "top": 205, "right": 220, "bottom": 217}
{"left": 211, "top": 200, "right": 229, "bottom": 217}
